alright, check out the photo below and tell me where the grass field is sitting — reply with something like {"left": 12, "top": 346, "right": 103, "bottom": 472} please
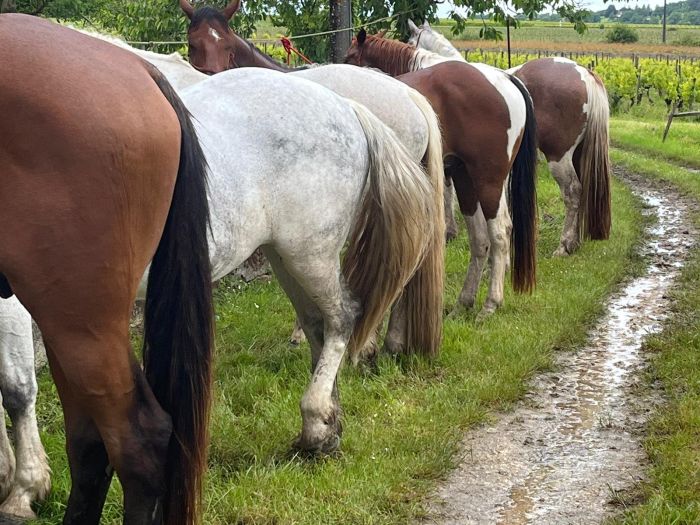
{"left": 605, "top": 118, "right": 700, "bottom": 523}
{"left": 31, "top": 159, "right": 644, "bottom": 522}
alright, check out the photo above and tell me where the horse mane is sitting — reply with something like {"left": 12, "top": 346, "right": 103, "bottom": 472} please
{"left": 363, "top": 35, "right": 423, "bottom": 76}
{"left": 245, "top": 39, "right": 288, "bottom": 68}
{"left": 191, "top": 6, "right": 229, "bottom": 30}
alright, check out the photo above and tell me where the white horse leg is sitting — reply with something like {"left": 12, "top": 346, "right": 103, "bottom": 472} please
{"left": 550, "top": 155, "right": 582, "bottom": 256}
{"left": 444, "top": 177, "right": 459, "bottom": 242}
{"left": 450, "top": 206, "right": 489, "bottom": 317}
{"left": 0, "top": 391, "right": 14, "bottom": 503}
{"left": 498, "top": 183, "right": 513, "bottom": 275}
{"left": 0, "top": 398, "right": 50, "bottom": 519}
{"left": 481, "top": 215, "right": 510, "bottom": 318}
{"left": 263, "top": 247, "right": 359, "bottom": 453}
{"left": 0, "top": 298, "right": 50, "bottom": 519}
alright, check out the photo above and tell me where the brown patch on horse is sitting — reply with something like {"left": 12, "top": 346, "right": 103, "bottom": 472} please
{"left": 398, "top": 62, "right": 513, "bottom": 220}
{"left": 513, "top": 59, "right": 587, "bottom": 162}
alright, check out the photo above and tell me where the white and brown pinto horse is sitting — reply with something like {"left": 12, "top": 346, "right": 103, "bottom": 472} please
{"left": 408, "top": 21, "right": 612, "bottom": 254}
{"left": 345, "top": 31, "right": 539, "bottom": 317}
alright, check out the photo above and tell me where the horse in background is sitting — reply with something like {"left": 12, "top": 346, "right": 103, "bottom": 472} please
{"left": 179, "top": 0, "right": 308, "bottom": 73}
{"left": 408, "top": 20, "right": 612, "bottom": 255}
{"left": 345, "top": 30, "right": 539, "bottom": 318}
{"left": 1, "top": 15, "right": 214, "bottom": 525}
{"left": 0, "top": 298, "right": 50, "bottom": 520}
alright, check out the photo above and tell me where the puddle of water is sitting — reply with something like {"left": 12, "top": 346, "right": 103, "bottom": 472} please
{"left": 428, "top": 175, "right": 697, "bottom": 525}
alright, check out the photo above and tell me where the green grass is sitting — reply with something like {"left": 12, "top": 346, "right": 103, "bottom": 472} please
{"left": 609, "top": 120, "right": 700, "bottom": 523}
{"left": 30, "top": 167, "right": 643, "bottom": 523}
{"left": 612, "top": 116, "right": 700, "bottom": 169}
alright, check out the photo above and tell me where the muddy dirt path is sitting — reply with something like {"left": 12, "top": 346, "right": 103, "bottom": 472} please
{"left": 425, "top": 172, "right": 697, "bottom": 524}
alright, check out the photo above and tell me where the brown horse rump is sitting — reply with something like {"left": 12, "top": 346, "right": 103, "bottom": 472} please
{"left": 512, "top": 58, "right": 587, "bottom": 162}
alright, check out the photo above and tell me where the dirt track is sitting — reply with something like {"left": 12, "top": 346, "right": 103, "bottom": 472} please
{"left": 424, "top": 170, "right": 698, "bottom": 524}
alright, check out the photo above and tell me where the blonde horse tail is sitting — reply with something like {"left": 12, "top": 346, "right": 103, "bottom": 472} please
{"left": 402, "top": 89, "right": 445, "bottom": 357}
{"left": 342, "top": 100, "right": 441, "bottom": 361}
{"left": 577, "top": 70, "right": 612, "bottom": 241}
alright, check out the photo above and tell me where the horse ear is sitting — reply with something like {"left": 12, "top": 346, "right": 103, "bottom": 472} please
{"left": 222, "top": 0, "right": 241, "bottom": 20}
{"left": 408, "top": 19, "right": 419, "bottom": 33}
{"left": 422, "top": 20, "right": 431, "bottom": 29}
{"left": 357, "top": 28, "right": 367, "bottom": 45}
{"left": 179, "top": 0, "right": 194, "bottom": 19}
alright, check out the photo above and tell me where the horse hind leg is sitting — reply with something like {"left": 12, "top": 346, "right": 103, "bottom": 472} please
{"left": 450, "top": 207, "right": 489, "bottom": 318}
{"left": 263, "top": 246, "right": 359, "bottom": 454}
{"left": 550, "top": 153, "right": 582, "bottom": 256}
{"left": 34, "top": 315, "right": 172, "bottom": 525}
{"left": 481, "top": 213, "right": 510, "bottom": 319}
{"left": 0, "top": 298, "right": 50, "bottom": 519}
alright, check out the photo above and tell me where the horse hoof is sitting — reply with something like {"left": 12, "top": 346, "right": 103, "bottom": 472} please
{"left": 0, "top": 497, "right": 37, "bottom": 521}
{"left": 476, "top": 307, "right": 496, "bottom": 323}
{"left": 446, "top": 229, "right": 458, "bottom": 243}
{"left": 447, "top": 302, "right": 472, "bottom": 320}
{"left": 293, "top": 430, "right": 341, "bottom": 456}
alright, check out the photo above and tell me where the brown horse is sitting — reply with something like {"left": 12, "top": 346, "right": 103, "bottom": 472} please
{"left": 406, "top": 23, "right": 612, "bottom": 255}
{"left": 0, "top": 15, "right": 213, "bottom": 525}
{"left": 179, "top": 0, "right": 307, "bottom": 73}
{"left": 345, "top": 31, "right": 538, "bottom": 315}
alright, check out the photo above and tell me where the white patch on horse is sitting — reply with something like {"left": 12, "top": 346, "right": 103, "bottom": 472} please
{"left": 468, "top": 63, "right": 527, "bottom": 161}
{"left": 209, "top": 27, "right": 222, "bottom": 42}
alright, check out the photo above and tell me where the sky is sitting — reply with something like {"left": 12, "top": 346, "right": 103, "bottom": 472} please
{"left": 437, "top": 0, "right": 670, "bottom": 17}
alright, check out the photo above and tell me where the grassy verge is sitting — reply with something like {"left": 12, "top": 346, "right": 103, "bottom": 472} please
{"left": 612, "top": 117, "right": 700, "bottom": 169}
{"left": 32, "top": 167, "right": 643, "bottom": 524}
{"left": 610, "top": 130, "right": 700, "bottom": 523}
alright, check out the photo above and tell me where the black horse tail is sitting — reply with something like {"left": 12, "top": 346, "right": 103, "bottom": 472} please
{"left": 507, "top": 74, "right": 538, "bottom": 294}
{"left": 142, "top": 64, "right": 214, "bottom": 525}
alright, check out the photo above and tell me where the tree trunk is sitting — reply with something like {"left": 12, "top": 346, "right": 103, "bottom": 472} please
{"left": 329, "top": 0, "right": 352, "bottom": 63}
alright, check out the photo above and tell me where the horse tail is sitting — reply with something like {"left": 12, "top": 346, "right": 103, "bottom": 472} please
{"left": 342, "top": 100, "right": 441, "bottom": 361}
{"left": 142, "top": 65, "right": 214, "bottom": 525}
{"left": 402, "top": 89, "right": 445, "bottom": 357}
{"left": 507, "top": 74, "right": 538, "bottom": 294}
{"left": 576, "top": 69, "right": 611, "bottom": 241}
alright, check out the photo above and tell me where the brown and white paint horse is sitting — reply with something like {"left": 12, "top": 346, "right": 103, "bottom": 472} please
{"left": 0, "top": 15, "right": 214, "bottom": 525}
{"left": 345, "top": 31, "right": 539, "bottom": 316}
{"left": 407, "top": 21, "right": 612, "bottom": 254}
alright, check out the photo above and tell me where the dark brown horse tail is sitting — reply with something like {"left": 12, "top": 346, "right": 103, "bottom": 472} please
{"left": 507, "top": 74, "right": 538, "bottom": 294}
{"left": 577, "top": 70, "right": 611, "bottom": 241}
{"left": 141, "top": 64, "right": 214, "bottom": 525}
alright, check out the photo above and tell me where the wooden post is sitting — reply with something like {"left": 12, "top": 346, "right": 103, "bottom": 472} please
{"left": 329, "top": 0, "right": 352, "bottom": 64}
{"left": 506, "top": 18, "right": 511, "bottom": 69}
{"left": 663, "top": 102, "right": 677, "bottom": 142}
{"left": 662, "top": 0, "right": 667, "bottom": 44}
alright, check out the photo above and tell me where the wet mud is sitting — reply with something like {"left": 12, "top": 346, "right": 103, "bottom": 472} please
{"left": 426, "top": 172, "right": 697, "bottom": 524}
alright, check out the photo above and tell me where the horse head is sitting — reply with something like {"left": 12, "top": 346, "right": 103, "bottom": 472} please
{"left": 344, "top": 28, "right": 369, "bottom": 67}
{"left": 180, "top": 0, "right": 240, "bottom": 74}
